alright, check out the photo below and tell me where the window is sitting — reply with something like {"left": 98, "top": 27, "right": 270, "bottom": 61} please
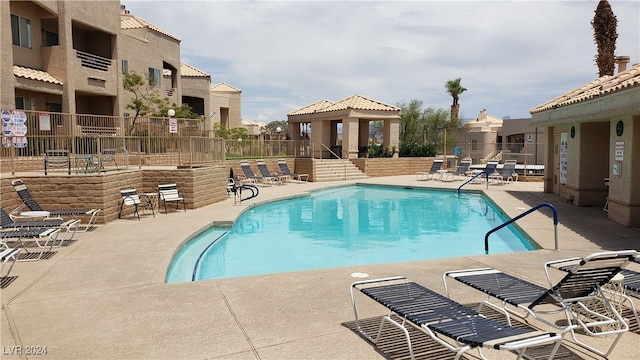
{"left": 43, "top": 30, "right": 59, "bottom": 46}
{"left": 148, "top": 67, "right": 161, "bottom": 88}
{"left": 11, "top": 14, "right": 32, "bottom": 48}
{"left": 471, "top": 140, "right": 478, "bottom": 151}
{"left": 122, "top": 59, "right": 128, "bottom": 74}
{"left": 15, "top": 97, "right": 35, "bottom": 110}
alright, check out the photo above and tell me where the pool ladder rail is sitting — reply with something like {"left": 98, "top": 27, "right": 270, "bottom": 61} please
{"left": 484, "top": 202, "right": 558, "bottom": 254}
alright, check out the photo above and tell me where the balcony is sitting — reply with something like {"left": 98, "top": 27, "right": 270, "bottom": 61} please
{"left": 76, "top": 50, "right": 112, "bottom": 72}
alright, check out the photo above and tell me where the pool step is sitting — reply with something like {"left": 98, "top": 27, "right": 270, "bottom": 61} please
{"left": 313, "top": 159, "right": 368, "bottom": 182}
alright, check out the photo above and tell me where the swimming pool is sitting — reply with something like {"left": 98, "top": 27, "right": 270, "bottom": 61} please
{"left": 166, "top": 185, "right": 538, "bottom": 282}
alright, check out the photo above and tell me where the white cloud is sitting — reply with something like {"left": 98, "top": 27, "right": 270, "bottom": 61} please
{"left": 124, "top": 0, "right": 640, "bottom": 121}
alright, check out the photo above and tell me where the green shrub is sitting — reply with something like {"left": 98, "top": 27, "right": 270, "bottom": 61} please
{"left": 399, "top": 143, "right": 436, "bottom": 157}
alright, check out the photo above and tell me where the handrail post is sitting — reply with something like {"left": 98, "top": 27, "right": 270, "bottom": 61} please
{"left": 484, "top": 202, "right": 558, "bottom": 254}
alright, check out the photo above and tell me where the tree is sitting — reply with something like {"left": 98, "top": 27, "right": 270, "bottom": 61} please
{"left": 152, "top": 97, "right": 200, "bottom": 119}
{"left": 264, "top": 120, "right": 288, "bottom": 138}
{"left": 212, "top": 123, "right": 248, "bottom": 141}
{"left": 123, "top": 71, "right": 161, "bottom": 134}
{"left": 123, "top": 71, "right": 199, "bottom": 135}
{"left": 422, "top": 107, "right": 454, "bottom": 148}
{"left": 397, "top": 99, "right": 425, "bottom": 144}
{"left": 592, "top": 0, "right": 618, "bottom": 77}
{"left": 445, "top": 78, "right": 467, "bottom": 121}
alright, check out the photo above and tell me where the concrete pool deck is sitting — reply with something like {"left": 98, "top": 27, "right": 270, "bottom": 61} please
{"left": 1, "top": 175, "right": 639, "bottom": 359}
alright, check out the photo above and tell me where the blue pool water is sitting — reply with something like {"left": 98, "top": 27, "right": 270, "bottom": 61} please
{"left": 166, "top": 185, "right": 537, "bottom": 282}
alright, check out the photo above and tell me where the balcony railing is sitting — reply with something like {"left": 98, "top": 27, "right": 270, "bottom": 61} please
{"left": 76, "top": 50, "right": 112, "bottom": 71}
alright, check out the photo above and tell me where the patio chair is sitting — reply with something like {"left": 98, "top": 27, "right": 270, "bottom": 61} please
{"left": 441, "top": 159, "right": 472, "bottom": 181}
{"left": 44, "top": 150, "right": 71, "bottom": 175}
{"left": 256, "top": 159, "right": 286, "bottom": 185}
{"left": 278, "top": 159, "right": 308, "bottom": 182}
{"left": 416, "top": 158, "right": 443, "bottom": 180}
{"left": 351, "top": 276, "right": 565, "bottom": 360}
{"left": 99, "top": 148, "right": 118, "bottom": 171}
{"left": 490, "top": 160, "right": 518, "bottom": 183}
{"left": 119, "top": 188, "right": 155, "bottom": 220}
{"left": 239, "top": 160, "right": 264, "bottom": 185}
{"left": 1, "top": 207, "right": 80, "bottom": 245}
{"left": 0, "top": 227, "right": 60, "bottom": 261}
{"left": 158, "top": 183, "right": 186, "bottom": 214}
{"left": 11, "top": 179, "right": 101, "bottom": 232}
{"left": 443, "top": 250, "right": 638, "bottom": 357}
{"left": 467, "top": 160, "right": 499, "bottom": 183}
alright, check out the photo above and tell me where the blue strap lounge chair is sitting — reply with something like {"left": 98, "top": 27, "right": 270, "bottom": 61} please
{"left": 256, "top": 159, "right": 286, "bottom": 185}
{"left": 1, "top": 207, "right": 80, "bottom": 245}
{"left": 239, "top": 160, "right": 264, "bottom": 185}
{"left": 490, "top": 160, "right": 518, "bottom": 183}
{"left": 443, "top": 250, "right": 638, "bottom": 358}
{"left": 11, "top": 179, "right": 101, "bottom": 232}
{"left": 1, "top": 227, "right": 60, "bottom": 261}
{"left": 351, "top": 276, "right": 564, "bottom": 360}
{"left": 416, "top": 158, "right": 444, "bottom": 180}
{"left": 278, "top": 159, "right": 308, "bottom": 182}
{"left": 0, "top": 247, "right": 20, "bottom": 280}
{"left": 441, "top": 159, "right": 472, "bottom": 181}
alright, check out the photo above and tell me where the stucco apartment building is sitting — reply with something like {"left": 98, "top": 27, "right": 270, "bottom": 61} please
{"left": 1, "top": 0, "right": 241, "bottom": 133}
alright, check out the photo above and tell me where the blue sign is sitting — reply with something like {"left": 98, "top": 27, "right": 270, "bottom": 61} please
{"left": 1, "top": 110, "right": 11, "bottom": 123}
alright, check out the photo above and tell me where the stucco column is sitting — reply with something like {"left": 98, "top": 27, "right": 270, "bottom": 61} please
{"left": 342, "top": 117, "right": 359, "bottom": 159}
{"left": 0, "top": 1, "right": 15, "bottom": 109}
{"left": 311, "top": 120, "right": 331, "bottom": 159}
{"left": 359, "top": 119, "right": 369, "bottom": 157}
{"left": 543, "top": 127, "right": 554, "bottom": 193}
{"left": 383, "top": 118, "right": 400, "bottom": 158}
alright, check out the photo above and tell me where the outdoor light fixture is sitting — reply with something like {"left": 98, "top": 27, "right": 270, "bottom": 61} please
{"left": 167, "top": 109, "right": 175, "bottom": 117}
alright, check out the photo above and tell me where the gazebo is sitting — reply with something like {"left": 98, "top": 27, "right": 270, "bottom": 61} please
{"left": 287, "top": 95, "right": 401, "bottom": 159}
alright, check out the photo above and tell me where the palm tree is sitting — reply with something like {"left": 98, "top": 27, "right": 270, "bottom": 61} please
{"left": 445, "top": 78, "right": 467, "bottom": 121}
{"left": 592, "top": 0, "right": 617, "bottom": 77}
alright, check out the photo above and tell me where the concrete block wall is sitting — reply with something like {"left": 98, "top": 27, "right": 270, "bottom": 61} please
{"left": 352, "top": 158, "right": 432, "bottom": 177}
{"left": 0, "top": 165, "right": 229, "bottom": 224}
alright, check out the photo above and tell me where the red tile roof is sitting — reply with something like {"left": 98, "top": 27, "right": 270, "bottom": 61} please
{"left": 13, "top": 65, "right": 63, "bottom": 85}
{"left": 288, "top": 95, "right": 399, "bottom": 116}
{"left": 530, "top": 63, "right": 640, "bottom": 114}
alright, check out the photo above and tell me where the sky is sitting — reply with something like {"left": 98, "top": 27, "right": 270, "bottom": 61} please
{"left": 123, "top": 0, "right": 640, "bottom": 123}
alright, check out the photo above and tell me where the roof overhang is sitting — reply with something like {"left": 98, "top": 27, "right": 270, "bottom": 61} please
{"left": 14, "top": 77, "right": 63, "bottom": 95}
{"left": 531, "top": 86, "right": 640, "bottom": 126}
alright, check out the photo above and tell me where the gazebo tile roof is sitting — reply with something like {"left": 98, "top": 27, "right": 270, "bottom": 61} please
{"left": 288, "top": 95, "right": 399, "bottom": 116}
{"left": 287, "top": 100, "right": 335, "bottom": 116}
{"left": 320, "top": 94, "right": 400, "bottom": 112}
{"left": 13, "top": 65, "right": 63, "bottom": 85}
{"left": 530, "top": 63, "right": 640, "bottom": 114}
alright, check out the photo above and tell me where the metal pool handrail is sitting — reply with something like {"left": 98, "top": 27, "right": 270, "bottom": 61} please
{"left": 484, "top": 202, "right": 558, "bottom": 254}
{"left": 457, "top": 172, "right": 488, "bottom": 195}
